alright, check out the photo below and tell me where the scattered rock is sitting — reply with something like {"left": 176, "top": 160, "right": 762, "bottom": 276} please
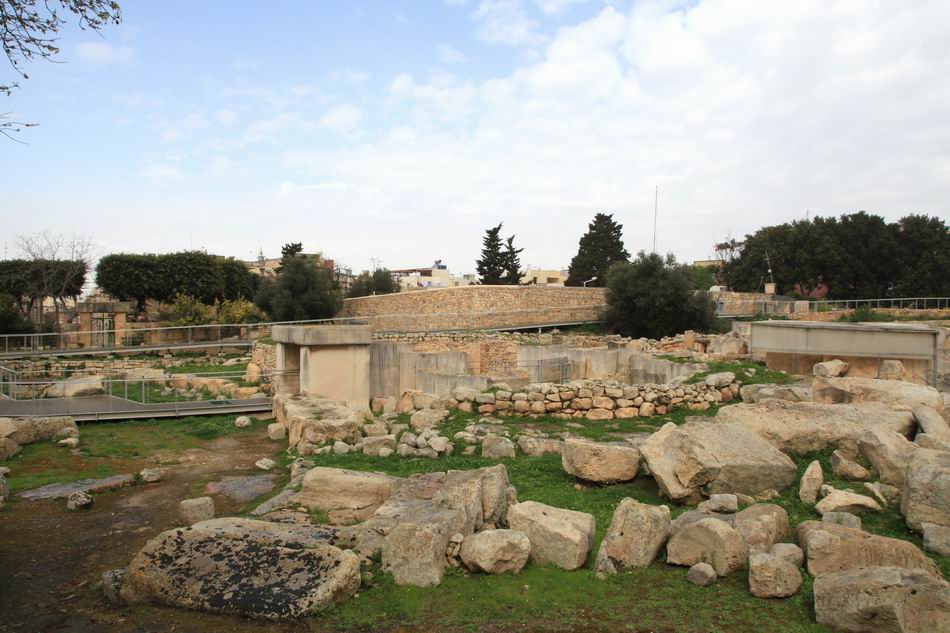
{"left": 362, "top": 434, "right": 397, "bottom": 457}
{"left": 666, "top": 518, "right": 748, "bottom": 577}
{"left": 507, "top": 501, "right": 595, "bottom": 570}
{"left": 813, "top": 359, "right": 849, "bottom": 378}
{"left": 769, "top": 542, "right": 804, "bottom": 567}
{"left": 812, "top": 376, "right": 942, "bottom": 411}
{"left": 101, "top": 569, "right": 126, "bottom": 605}
{"left": 686, "top": 562, "right": 717, "bottom": 586}
{"left": 332, "top": 441, "right": 350, "bottom": 455}
{"left": 121, "top": 518, "right": 360, "bottom": 618}
{"left": 409, "top": 409, "right": 448, "bottom": 430}
{"left": 179, "top": 497, "right": 215, "bottom": 525}
{"left": 482, "top": 435, "right": 516, "bottom": 460}
{"left": 66, "top": 490, "right": 93, "bottom": 510}
{"left": 831, "top": 450, "right": 870, "bottom": 480}
{"left": 704, "top": 372, "right": 735, "bottom": 388}
{"left": 561, "top": 439, "right": 640, "bottom": 484}
{"left": 256, "top": 458, "right": 277, "bottom": 471}
{"left": 697, "top": 494, "right": 738, "bottom": 514}
{"left": 901, "top": 448, "right": 950, "bottom": 532}
{"left": 799, "top": 460, "right": 823, "bottom": 505}
{"left": 57, "top": 437, "right": 79, "bottom": 448}
{"left": 734, "top": 503, "right": 788, "bottom": 552}
{"left": 267, "top": 423, "right": 286, "bottom": 440}
{"left": 459, "top": 529, "right": 530, "bottom": 575}
{"left": 814, "top": 566, "right": 950, "bottom": 633}
{"left": 748, "top": 552, "right": 802, "bottom": 598}
{"left": 294, "top": 468, "right": 394, "bottom": 524}
{"left": 822, "top": 511, "right": 862, "bottom": 530}
{"left": 859, "top": 427, "right": 919, "bottom": 487}
{"left": 914, "top": 405, "right": 950, "bottom": 439}
{"left": 205, "top": 475, "right": 277, "bottom": 503}
{"left": 815, "top": 489, "right": 881, "bottom": 515}
{"left": 18, "top": 474, "right": 134, "bottom": 500}
{"left": 234, "top": 416, "right": 252, "bottom": 428}
{"left": 922, "top": 522, "right": 950, "bottom": 556}
{"left": 798, "top": 521, "right": 941, "bottom": 577}
{"left": 139, "top": 468, "right": 162, "bottom": 483}
{"left": 595, "top": 498, "right": 670, "bottom": 576}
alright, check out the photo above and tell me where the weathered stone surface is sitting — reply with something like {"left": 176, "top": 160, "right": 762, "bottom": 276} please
{"left": 859, "top": 427, "right": 919, "bottom": 488}
{"left": 101, "top": 569, "right": 126, "bottom": 605}
{"left": 45, "top": 375, "right": 105, "bottom": 398}
{"left": 697, "top": 494, "right": 738, "bottom": 514}
{"left": 704, "top": 372, "right": 735, "bottom": 388}
{"left": 409, "top": 409, "right": 448, "bottom": 430}
{"left": 748, "top": 552, "right": 802, "bottom": 598}
{"left": 482, "top": 434, "right": 516, "bottom": 460}
{"left": 362, "top": 434, "right": 397, "bottom": 457}
{"left": 901, "top": 448, "right": 950, "bottom": 532}
{"left": 769, "top": 542, "right": 804, "bottom": 567}
{"left": 734, "top": 504, "right": 788, "bottom": 552}
{"left": 715, "top": 400, "right": 915, "bottom": 455}
{"left": 459, "top": 529, "right": 530, "bottom": 575}
{"left": 922, "top": 522, "right": 950, "bottom": 556}
{"left": 66, "top": 490, "right": 93, "bottom": 510}
{"left": 507, "top": 501, "right": 595, "bottom": 570}
{"left": 879, "top": 359, "right": 907, "bottom": 381}
{"left": 234, "top": 415, "right": 252, "bottom": 428}
{"left": 139, "top": 468, "right": 163, "bottom": 483}
{"left": 815, "top": 490, "right": 881, "bottom": 515}
{"left": 812, "top": 376, "right": 943, "bottom": 411}
{"left": 205, "top": 475, "right": 277, "bottom": 503}
{"left": 561, "top": 439, "right": 640, "bottom": 484}
{"left": 666, "top": 518, "right": 748, "bottom": 577}
{"left": 517, "top": 436, "right": 564, "bottom": 456}
{"left": 798, "top": 521, "right": 941, "bottom": 577}
{"left": 594, "top": 498, "right": 670, "bottom": 575}
{"left": 831, "top": 450, "right": 871, "bottom": 480}
{"left": 0, "top": 473, "right": 8, "bottom": 499}
{"left": 823, "top": 511, "right": 862, "bottom": 530}
{"left": 814, "top": 566, "right": 950, "bottom": 633}
{"left": 813, "top": 359, "right": 849, "bottom": 377}
{"left": 914, "top": 406, "right": 950, "bottom": 439}
{"left": 639, "top": 420, "right": 796, "bottom": 502}
{"left": 180, "top": 497, "right": 214, "bottom": 524}
{"left": 383, "top": 507, "right": 466, "bottom": 587}
{"left": 799, "top": 460, "right": 823, "bottom": 504}
{"left": 121, "top": 518, "right": 360, "bottom": 618}
{"left": 740, "top": 383, "right": 811, "bottom": 404}
{"left": 18, "top": 473, "right": 134, "bottom": 500}
{"left": 687, "top": 562, "right": 717, "bottom": 586}
{"left": 0, "top": 436, "right": 20, "bottom": 460}
{"left": 0, "top": 415, "right": 78, "bottom": 447}
{"left": 295, "top": 468, "right": 395, "bottom": 523}
{"left": 273, "top": 394, "right": 361, "bottom": 449}
{"left": 57, "top": 437, "right": 79, "bottom": 448}
{"left": 267, "top": 423, "right": 286, "bottom": 440}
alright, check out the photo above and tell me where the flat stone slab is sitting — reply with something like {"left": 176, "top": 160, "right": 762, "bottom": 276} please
{"left": 205, "top": 474, "right": 278, "bottom": 503}
{"left": 19, "top": 474, "right": 134, "bottom": 500}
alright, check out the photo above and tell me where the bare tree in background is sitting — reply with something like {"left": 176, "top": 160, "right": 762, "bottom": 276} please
{"left": 1, "top": 0, "right": 121, "bottom": 140}
{"left": 16, "top": 229, "right": 94, "bottom": 331}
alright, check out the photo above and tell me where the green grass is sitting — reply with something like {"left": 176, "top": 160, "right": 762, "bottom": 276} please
{"left": 3, "top": 415, "right": 269, "bottom": 493}
{"left": 165, "top": 362, "right": 249, "bottom": 375}
{"left": 687, "top": 360, "right": 793, "bottom": 386}
{"left": 836, "top": 307, "right": 950, "bottom": 323}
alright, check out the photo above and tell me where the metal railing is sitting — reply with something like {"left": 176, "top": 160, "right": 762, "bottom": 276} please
{"left": 719, "top": 296, "right": 950, "bottom": 318}
{"left": 0, "top": 366, "right": 293, "bottom": 419}
{"left": 0, "top": 305, "right": 608, "bottom": 358}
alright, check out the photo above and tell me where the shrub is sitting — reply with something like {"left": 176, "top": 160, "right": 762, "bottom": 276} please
{"left": 170, "top": 294, "right": 211, "bottom": 326}
{"left": 605, "top": 252, "right": 716, "bottom": 339}
{"left": 216, "top": 298, "right": 266, "bottom": 324}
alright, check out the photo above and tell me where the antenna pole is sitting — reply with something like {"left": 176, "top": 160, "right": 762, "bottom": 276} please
{"left": 652, "top": 185, "right": 658, "bottom": 254}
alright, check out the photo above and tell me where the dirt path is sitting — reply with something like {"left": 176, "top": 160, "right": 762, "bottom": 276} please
{"left": 0, "top": 433, "right": 310, "bottom": 633}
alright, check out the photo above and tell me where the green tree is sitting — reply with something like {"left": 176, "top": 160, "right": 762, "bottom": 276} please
{"left": 476, "top": 223, "right": 507, "bottom": 285}
{"left": 891, "top": 214, "right": 950, "bottom": 297}
{"left": 156, "top": 251, "right": 225, "bottom": 304}
{"left": 825, "top": 212, "right": 899, "bottom": 299}
{"left": 95, "top": 254, "right": 161, "bottom": 313}
{"left": 566, "top": 213, "right": 630, "bottom": 287}
{"left": 169, "top": 293, "right": 211, "bottom": 326}
{"left": 254, "top": 257, "right": 342, "bottom": 321}
{"left": 348, "top": 268, "right": 399, "bottom": 298}
{"left": 605, "top": 252, "right": 716, "bottom": 339}
{"left": 680, "top": 264, "right": 718, "bottom": 291}
{"left": 277, "top": 242, "right": 304, "bottom": 274}
{"left": 219, "top": 257, "right": 258, "bottom": 301}
{"left": 502, "top": 236, "right": 523, "bottom": 286}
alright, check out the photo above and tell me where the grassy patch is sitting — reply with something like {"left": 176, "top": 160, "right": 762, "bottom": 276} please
{"left": 165, "top": 363, "right": 249, "bottom": 375}
{"left": 4, "top": 415, "right": 269, "bottom": 493}
{"left": 687, "top": 360, "right": 793, "bottom": 386}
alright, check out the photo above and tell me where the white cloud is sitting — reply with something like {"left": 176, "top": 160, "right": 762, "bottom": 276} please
{"left": 75, "top": 41, "right": 133, "bottom": 66}
{"left": 534, "top": 0, "right": 592, "bottom": 16}
{"left": 318, "top": 103, "right": 363, "bottom": 136}
{"left": 472, "top": 0, "right": 547, "bottom": 46}
{"left": 138, "top": 163, "right": 181, "bottom": 182}
{"left": 437, "top": 45, "right": 468, "bottom": 64}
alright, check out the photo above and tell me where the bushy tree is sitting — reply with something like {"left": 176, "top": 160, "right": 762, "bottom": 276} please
{"left": 169, "top": 293, "right": 211, "bottom": 326}
{"left": 605, "top": 252, "right": 716, "bottom": 339}
{"left": 0, "top": 292, "right": 33, "bottom": 334}
{"left": 254, "top": 257, "right": 342, "bottom": 322}
{"left": 277, "top": 242, "right": 303, "bottom": 274}
{"left": 95, "top": 254, "right": 161, "bottom": 312}
{"left": 219, "top": 257, "right": 258, "bottom": 301}
{"left": 476, "top": 223, "right": 507, "bottom": 285}
{"left": 891, "top": 214, "right": 950, "bottom": 297}
{"left": 566, "top": 213, "right": 630, "bottom": 287}
{"left": 348, "top": 269, "right": 398, "bottom": 298}
{"left": 680, "top": 264, "right": 718, "bottom": 291}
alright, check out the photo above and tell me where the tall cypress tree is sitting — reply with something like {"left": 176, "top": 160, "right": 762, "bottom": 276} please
{"left": 476, "top": 223, "right": 506, "bottom": 285}
{"left": 566, "top": 213, "right": 630, "bottom": 287}
{"left": 502, "top": 235, "right": 523, "bottom": 285}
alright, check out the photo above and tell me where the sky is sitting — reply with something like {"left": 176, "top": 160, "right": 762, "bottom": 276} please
{"left": 2, "top": 0, "right": 949, "bottom": 276}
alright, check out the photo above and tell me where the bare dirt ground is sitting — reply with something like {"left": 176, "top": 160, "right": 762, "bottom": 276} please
{"left": 0, "top": 434, "right": 337, "bottom": 633}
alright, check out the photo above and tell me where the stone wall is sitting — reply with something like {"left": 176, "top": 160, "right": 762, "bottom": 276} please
{"left": 341, "top": 285, "right": 607, "bottom": 332}
{"left": 251, "top": 341, "right": 277, "bottom": 374}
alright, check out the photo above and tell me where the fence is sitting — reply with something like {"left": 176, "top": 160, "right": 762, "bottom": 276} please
{"left": 0, "top": 306, "right": 607, "bottom": 359}
{"left": 719, "top": 296, "right": 950, "bottom": 318}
